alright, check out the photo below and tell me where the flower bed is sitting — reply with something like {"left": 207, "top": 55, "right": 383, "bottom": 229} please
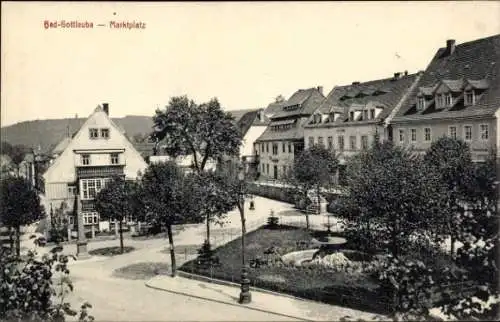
{"left": 179, "top": 225, "right": 390, "bottom": 314}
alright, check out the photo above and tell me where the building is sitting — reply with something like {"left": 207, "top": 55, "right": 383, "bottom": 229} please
{"left": 255, "top": 87, "right": 325, "bottom": 180}
{"left": 42, "top": 103, "right": 148, "bottom": 236}
{"left": 391, "top": 35, "right": 500, "bottom": 162}
{"left": 303, "top": 72, "right": 421, "bottom": 167}
{"left": 226, "top": 108, "right": 270, "bottom": 176}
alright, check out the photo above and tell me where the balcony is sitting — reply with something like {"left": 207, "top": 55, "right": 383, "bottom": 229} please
{"left": 76, "top": 165, "right": 125, "bottom": 179}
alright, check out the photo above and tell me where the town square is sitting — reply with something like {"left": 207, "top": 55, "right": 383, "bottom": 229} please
{"left": 1, "top": 2, "right": 499, "bottom": 322}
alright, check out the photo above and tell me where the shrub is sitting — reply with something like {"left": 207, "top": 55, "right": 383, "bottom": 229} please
{"left": 0, "top": 247, "right": 94, "bottom": 321}
{"left": 267, "top": 216, "right": 279, "bottom": 229}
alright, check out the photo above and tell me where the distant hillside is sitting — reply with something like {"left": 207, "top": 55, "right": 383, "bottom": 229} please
{"left": 1, "top": 115, "right": 154, "bottom": 154}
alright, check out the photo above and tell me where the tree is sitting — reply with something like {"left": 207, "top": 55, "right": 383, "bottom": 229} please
{"left": 95, "top": 176, "right": 138, "bottom": 254}
{"left": 423, "top": 137, "right": 474, "bottom": 257}
{"left": 0, "top": 246, "right": 94, "bottom": 321}
{"left": 1, "top": 142, "right": 28, "bottom": 176}
{"left": 151, "top": 96, "right": 242, "bottom": 173}
{"left": 274, "top": 95, "right": 285, "bottom": 103}
{"left": 151, "top": 96, "right": 243, "bottom": 246}
{"left": 0, "top": 176, "right": 45, "bottom": 257}
{"left": 189, "top": 171, "right": 236, "bottom": 248}
{"left": 333, "top": 140, "right": 446, "bottom": 257}
{"left": 139, "top": 162, "right": 204, "bottom": 276}
{"left": 289, "top": 144, "right": 338, "bottom": 229}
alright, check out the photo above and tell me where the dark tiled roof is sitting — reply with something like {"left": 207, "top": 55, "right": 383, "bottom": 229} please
{"left": 393, "top": 34, "right": 500, "bottom": 123}
{"left": 305, "top": 73, "right": 420, "bottom": 128}
{"left": 227, "top": 109, "right": 256, "bottom": 123}
{"left": 236, "top": 109, "right": 270, "bottom": 137}
{"left": 255, "top": 117, "right": 309, "bottom": 142}
{"left": 270, "top": 87, "right": 325, "bottom": 119}
{"left": 263, "top": 102, "right": 285, "bottom": 117}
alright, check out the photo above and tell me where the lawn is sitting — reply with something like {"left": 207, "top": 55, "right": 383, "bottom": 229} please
{"left": 113, "top": 262, "right": 170, "bottom": 280}
{"left": 89, "top": 246, "right": 135, "bottom": 256}
{"left": 179, "top": 225, "right": 388, "bottom": 314}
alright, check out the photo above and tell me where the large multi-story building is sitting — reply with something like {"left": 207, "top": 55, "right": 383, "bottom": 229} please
{"left": 391, "top": 35, "right": 500, "bottom": 162}
{"left": 254, "top": 87, "right": 325, "bottom": 180}
{"left": 303, "top": 72, "right": 421, "bottom": 169}
{"left": 42, "top": 103, "right": 148, "bottom": 236}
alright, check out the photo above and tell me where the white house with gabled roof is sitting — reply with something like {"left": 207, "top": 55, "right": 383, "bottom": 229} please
{"left": 42, "top": 103, "right": 148, "bottom": 236}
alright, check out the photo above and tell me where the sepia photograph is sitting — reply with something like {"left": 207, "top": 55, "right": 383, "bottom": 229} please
{"left": 1, "top": 1, "right": 499, "bottom": 321}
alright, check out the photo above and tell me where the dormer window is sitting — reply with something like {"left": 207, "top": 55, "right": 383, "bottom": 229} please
{"left": 363, "top": 110, "right": 368, "bottom": 120}
{"left": 445, "top": 93, "right": 453, "bottom": 106}
{"left": 370, "top": 109, "right": 375, "bottom": 119}
{"left": 349, "top": 111, "right": 355, "bottom": 121}
{"left": 435, "top": 94, "right": 445, "bottom": 109}
{"left": 464, "top": 90, "right": 475, "bottom": 105}
{"left": 417, "top": 97, "right": 426, "bottom": 111}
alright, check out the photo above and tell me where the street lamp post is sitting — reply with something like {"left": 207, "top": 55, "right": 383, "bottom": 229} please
{"left": 237, "top": 166, "right": 252, "bottom": 304}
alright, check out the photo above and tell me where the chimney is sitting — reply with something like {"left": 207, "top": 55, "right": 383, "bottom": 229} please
{"left": 394, "top": 72, "right": 401, "bottom": 79}
{"left": 102, "top": 103, "right": 109, "bottom": 115}
{"left": 446, "top": 39, "right": 456, "bottom": 55}
{"left": 352, "top": 81, "right": 360, "bottom": 85}
{"left": 404, "top": 70, "right": 408, "bottom": 76}
{"left": 317, "top": 86, "right": 323, "bottom": 95}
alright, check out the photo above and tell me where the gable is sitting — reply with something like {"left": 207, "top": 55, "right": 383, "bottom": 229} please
{"left": 43, "top": 108, "right": 148, "bottom": 183}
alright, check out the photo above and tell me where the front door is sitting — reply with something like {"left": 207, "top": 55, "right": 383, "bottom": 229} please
{"left": 273, "top": 165, "right": 278, "bottom": 180}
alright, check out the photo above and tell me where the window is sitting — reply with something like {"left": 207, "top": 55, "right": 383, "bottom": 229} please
{"left": 445, "top": 94, "right": 453, "bottom": 107}
{"left": 288, "top": 142, "right": 292, "bottom": 153}
{"left": 272, "top": 143, "right": 278, "bottom": 155}
{"left": 266, "top": 143, "right": 269, "bottom": 153}
{"left": 318, "top": 137, "right": 324, "bottom": 147}
{"left": 338, "top": 136, "right": 345, "bottom": 151}
{"left": 417, "top": 97, "right": 426, "bottom": 111}
{"left": 399, "top": 129, "right": 405, "bottom": 143}
{"left": 370, "top": 109, "right": 375, "bottom": 119}
{"left": 282, "top": 142, "right": 286, "bottom": 153}
{"left": 83, "top": 212, "right": 99, "bottom": 225}
{"left": 349, "top": 111, "right": 355, "bottom": 121}
{"left": 81, "top": 154, "right": 90, "bottom": 165}
{"left": 361, "top": 135, "right": 368, "bottom": 149}
{"left": 327, "top": 136, "right": 333, "bottom": 150}
{"left": 261, "top": 163, "right": 265, "bottom": 173}
{"left": 68, "top": 185, "right": 77, "bottom": 196}
{"left": 283, "top": 165, "right": 287, "bottom": 177}
{"left": 110, "top": 153, "right": 119, "bottom": 164}
{"left": 100, "top": 128, "right": 110, "bottom": 139}
{"left": 480, "top": 124, "right": 489, "bottom": 140}
{"left": 464, "top": 125, "right": 472, "bottom": 141}
{"left": 465, "top": 90, "right": 475, "bottom": 105}
{"left": 436, "top": 94, "right": 445, "bottom": 108}
{"left": 81, "top": 178, "right": 111, "bottom": 200}
{"left": 308, "top": 136, "right": 314, "bottom": 147}
{"left": 89, "top": 128, "right": 99, "bottom": 139}
{"left": 363, "top": 110, "right": 368, "bottom": 120}
{"left": 349, "top": 136, "right": 357, "bottom": 150}
{"left": 449, "top": 126, "right": 457, "bottom": 139}
{"left": 266, "top": 164, "right": 269, "bottom": 174}
{"left": 411, "top": 129, "right": 417, "bottom": 142}
{"left": 424, "top": 128, "right": 432, "bottom": 142}
{"left": 260, "top": 144, "right": 264, "bottom": 152}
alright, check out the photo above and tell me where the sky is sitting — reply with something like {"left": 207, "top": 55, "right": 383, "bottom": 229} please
{"left": 1, "top": 1, "right": 500, "bottom": 127}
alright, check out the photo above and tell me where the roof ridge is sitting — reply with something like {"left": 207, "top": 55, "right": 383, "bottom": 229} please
{"left": 437, "top": 34, "right": 500, "bottom": 51}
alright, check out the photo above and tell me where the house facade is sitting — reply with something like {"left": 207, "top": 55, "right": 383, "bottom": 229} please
{"left": 42, "top": 103, "right": 148, "bottom": 236}
{"left": 391, "top": 36, "right": 500, "bottom": 162}
{"left": 303, "top": 72, "right": 421, "bottom": 165}
{"left": 254, "top": 87, "right": 325, "bottom": 180}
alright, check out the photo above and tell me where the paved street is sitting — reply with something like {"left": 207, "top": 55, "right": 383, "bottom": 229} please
{"left": 23, "top": 196, "right": 313, "bottom": 321}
